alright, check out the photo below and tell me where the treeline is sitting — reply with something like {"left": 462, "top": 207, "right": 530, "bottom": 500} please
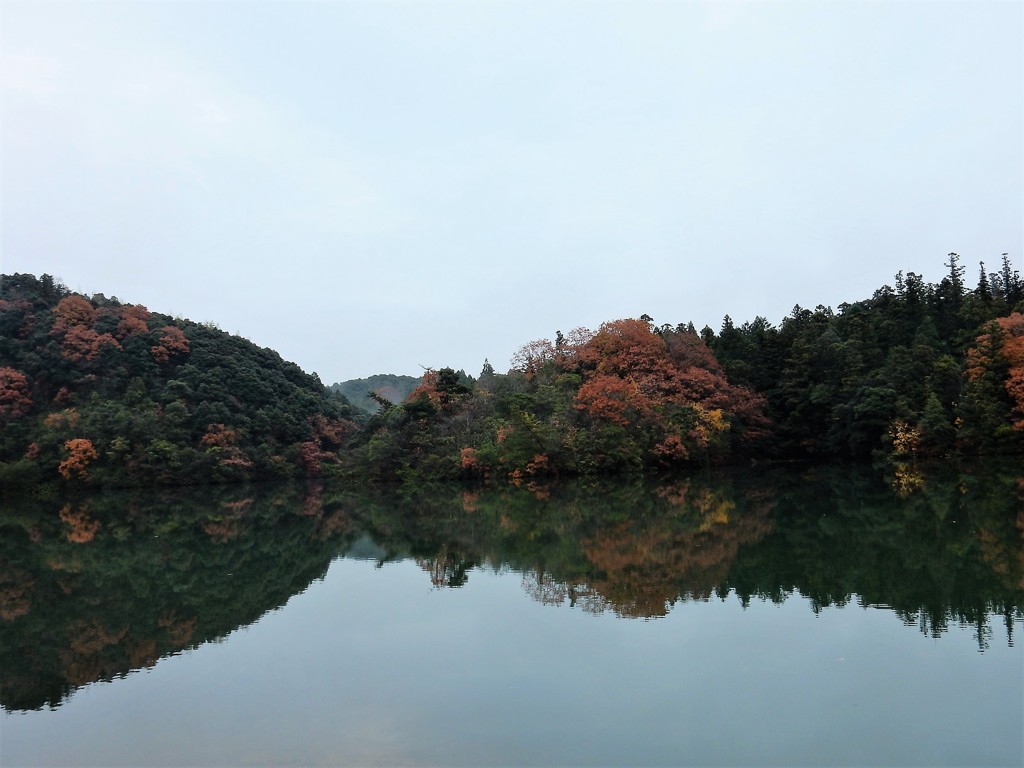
{"left": 1, "top": 254, "right": 1022, "bottom": 489}
{"left": 705, "top": 253, "right": 1023, "bottom": 458}
{"left": 0, "top": 273, "right": 358, "bottom": 488}
{"left": 348, "top": 253, "right": 1023, "bottom": 480}
{"left": 349, "top": 323, "right": 771, "bottom": 480}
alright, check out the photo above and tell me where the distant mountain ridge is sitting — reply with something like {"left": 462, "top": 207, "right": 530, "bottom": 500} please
{"left": 329, "top": 374, "right": 422, "bottom": 414}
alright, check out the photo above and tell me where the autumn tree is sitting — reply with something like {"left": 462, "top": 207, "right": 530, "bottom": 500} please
{"left": 58, "top": 438, "right": 98, "bottom": 481}
{"left": 60, "top": 326, "right": 122, "bottom": 362}
{"left": 51, "top": 295, "right": 96, "bottom": 332}
{"left": 574, "top": 320, "right": 766, "bottom": 462}
{"left": 151, "top": 325, "right": 190, "bottom": 362}
{"left": 0, "top": 368, "right": 32, "bottom": 421}
{"left": 115, "top": 305, "right": 151, "bottom": 338}
{"left": 996, "top": 313, "right": 1024, "bottom": 429}
{"left": 510, "top": 338, "right": 557, "bottom": 379}
{"left": 495, "top": 318, "right": 769, "bottom": 474}
{"left": 963, "top": 312, "right": 1024, "bottom": 439}
{"left": 406, "top": 367, "right": 472, "bottom": 412}
{"left": 200, "top": 424, "right": 253, "bottom": 473}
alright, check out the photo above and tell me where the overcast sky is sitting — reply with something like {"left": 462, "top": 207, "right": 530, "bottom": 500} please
{"left": 2, "top": 1, "right": 1021, "bottom": 384}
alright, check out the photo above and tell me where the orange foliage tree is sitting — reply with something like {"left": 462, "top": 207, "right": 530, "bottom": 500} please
{"left": 997, "top": 313, "right": 1024, "bottom": 429}
{"left": 60, "top": 326, "right": 122, "bottom": 362}
{"left": 49, "top": 294, "right": 123, "bottom": 362}
{"left": 967, "top": 312, "right": 1024, "bottom": 431}
{"left": 51, "top": 295, "right": 96, "bottom": 332}
{"left": 44, "top": 408, "right": 80, "bottom": 431}
{"left": 115, "top": 304, "right": 151, "bottom": 338}
{"left": 151, "top": 325, "right": 190, "bottom": 362}
{"left": 520, "top": 318, "right": 769, "bottom": 466}
{"left": 58, "top": 438, "right": 98, "bottom": 481}
{"left": 405, "top": 368, "right": 471, "bottom": 412}
{"left": 0, "top": 367, "right": 33, "bottom": 421}
{"left": 495, "top": 319, "right": 770, "bottom": 475}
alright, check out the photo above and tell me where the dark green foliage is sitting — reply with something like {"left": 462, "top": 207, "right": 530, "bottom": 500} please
{"left": 708, "top": 259, "right": 1024, "bottom": 461}
{"left": 4, "top": 254, "right": 1022, "bottom": 491}
{"left": 345, "top": 258, "right": 1022, "bottom": 483}
{"left": 346, "top": 322, "right": 770, "bottom": 480}
{"left": 0, "top": 274, "right": 359, "bottom": 488}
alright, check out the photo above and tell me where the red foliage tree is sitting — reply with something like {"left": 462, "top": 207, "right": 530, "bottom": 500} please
{"left": 61, "top": 326, "right": 122, "bottom": 362}
{"left": 575, "top": 375, "right": 643, "bottom": 426}
{"left": 309, "top": 414, "right": 356, "bottom": 450}
{"left": 115, "top": 304, "right": 151, "bottom": 338}
{"left": 151, "top": 325, "right": 190, "bottom": 362}
{"left": 200, "top": 424, "right": 253, "bottom": 469}
{"left": 299, "top": 441, "right": 325, "bottom": 476}
{"left": 0, "top": 367, "right": 32, "bottom": 421}
{"left": 200, "top": 424, "right": 238, "bottom": 449}
{"left": 513, "top": 318, "right": 771, "bottom": 464}
{"left": 969, "top": 312, "right": 1024, "bottom": 430}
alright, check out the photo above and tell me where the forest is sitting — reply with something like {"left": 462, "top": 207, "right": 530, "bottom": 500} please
{"left": 0, "top": 253, "right": 1022, "bottom": 489}
{"left": 0, "top": 273, "right": 358, "bottom": 488}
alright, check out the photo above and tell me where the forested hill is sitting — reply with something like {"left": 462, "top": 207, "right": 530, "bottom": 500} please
{"left": 329, "top": 374, "right": 423, "bottom": 415}
{"left": 0, "top": 273, "right": 359, "bottom": 488}
{"left": 2, "top": 255, "right": 1023, "bottom": 490}
{"left": 342, "top": 254, "right": 1023, "bottom": 481}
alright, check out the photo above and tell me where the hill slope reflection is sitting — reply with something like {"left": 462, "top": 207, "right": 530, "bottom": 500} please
{"left": 1, "top": 462, "right": 1021, "bottom": 711}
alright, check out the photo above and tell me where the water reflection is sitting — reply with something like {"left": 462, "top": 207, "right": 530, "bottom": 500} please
{"left": 1, "top": 461, "right": 1021, "bottom": 712}
{"left": 0, "top": 482, "right": 358, "bottom": 711}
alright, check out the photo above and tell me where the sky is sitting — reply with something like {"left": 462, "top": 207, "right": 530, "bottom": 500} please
{"left": 1, "top": 0, "right": 1021, "bottom": 384}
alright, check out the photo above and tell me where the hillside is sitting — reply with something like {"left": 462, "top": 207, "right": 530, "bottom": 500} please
{"left": 2, "top": 256, "right": 1022, "bottom": 490}
{"left": 0, "top": 274, "right": 359, "bottom": 488}
{"left": 343, "top": 255, "right": 1024, "bottom": 480}
{"left": 329, "top": 374, "right": 422, "bottom": 415}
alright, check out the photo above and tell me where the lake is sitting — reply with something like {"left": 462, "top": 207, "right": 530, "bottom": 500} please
{"left": 1, "top": 462, "right": 1021, "bottom": 767}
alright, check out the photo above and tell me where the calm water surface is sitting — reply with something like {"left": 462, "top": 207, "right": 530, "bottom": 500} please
{"left": 2, "top": 463, "right": 1021, "bottom": 766}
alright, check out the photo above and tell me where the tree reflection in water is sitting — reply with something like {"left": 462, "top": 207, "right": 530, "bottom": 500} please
{"left": 1, "top": 460, "right": 1021, "bottom": 711}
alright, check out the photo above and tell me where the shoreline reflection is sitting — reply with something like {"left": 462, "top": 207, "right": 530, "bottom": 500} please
{"left": 1, "top": 461, "right": 1021, "bottom": 711}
